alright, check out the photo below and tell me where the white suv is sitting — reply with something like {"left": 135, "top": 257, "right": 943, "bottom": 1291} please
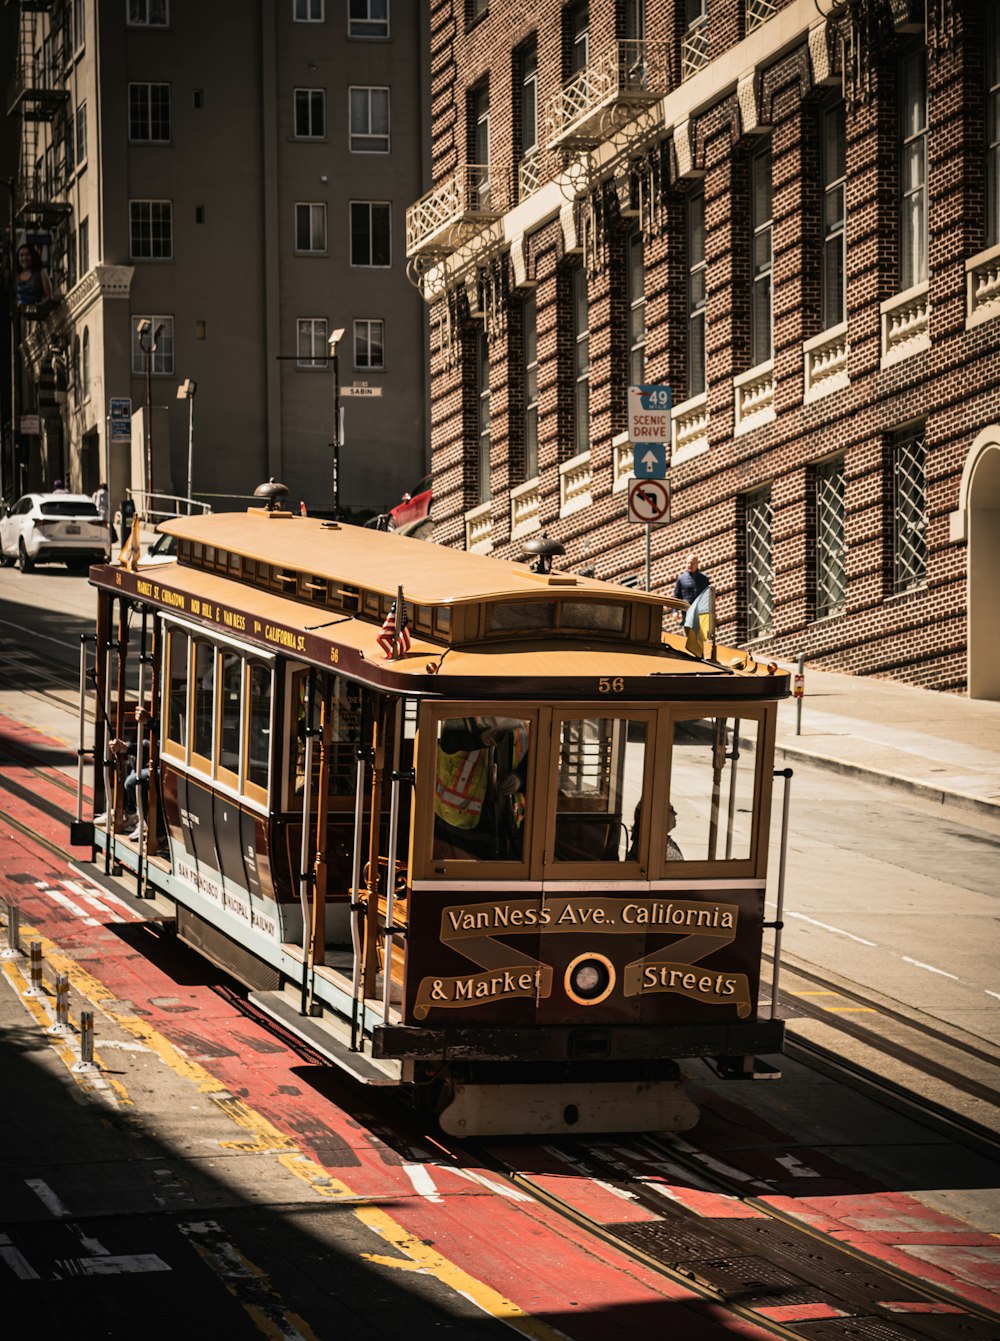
{"left": 0, "top": 493, "right": 111, "bottom": 573}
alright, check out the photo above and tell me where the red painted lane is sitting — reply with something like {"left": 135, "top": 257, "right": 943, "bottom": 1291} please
{"left": 0, "top": 715, "right": 778, "bottom": 1341}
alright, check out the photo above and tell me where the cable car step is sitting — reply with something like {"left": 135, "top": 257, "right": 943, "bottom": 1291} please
{"left": 248, "top": 989, "right": 400, "bottom": 1086}
{"left": 439, "top": 1079, "right": 699, "bottom": 1138}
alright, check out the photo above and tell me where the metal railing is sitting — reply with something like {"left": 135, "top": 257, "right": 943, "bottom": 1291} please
{"left": 547, "top": 40, "right": 667, "bottom": 144}
{"left": 126, "top": 489, "right": 212, "bottom": 523}
{"left": 746, "top": 0, "right": 779, "bottom": 34}
{"left": 406, "top": 164, "right": 504, "bottom": 257}
{"left": 681, "top": 17, "right": 710, "bottom": 81}
{"left": 518, "top": 148, "right": 542, "bottom": 200}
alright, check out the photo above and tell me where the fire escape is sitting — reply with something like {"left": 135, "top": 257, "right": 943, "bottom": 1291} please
{"left": 7, "top": 0, "right": 72, "bottom": 252}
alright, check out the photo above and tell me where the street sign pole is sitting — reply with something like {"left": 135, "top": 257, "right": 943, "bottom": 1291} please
{"left": 645, "top": 523, "right": 651, "bottom": 592}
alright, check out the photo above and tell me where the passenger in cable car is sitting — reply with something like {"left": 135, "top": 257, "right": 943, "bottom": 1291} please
{"left": 433, "top": 716, "right": 529, "bottom": 861}
{"left": 628, "top": 800, "right": 683, "bottom": 862}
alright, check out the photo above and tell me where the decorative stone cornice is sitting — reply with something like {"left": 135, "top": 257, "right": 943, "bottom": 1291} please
{"left": 65, "top": 264, "right": 135, "bottom": 320}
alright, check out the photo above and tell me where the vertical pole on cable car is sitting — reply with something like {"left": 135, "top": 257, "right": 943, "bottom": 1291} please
{"left": 795, "top": 653, "right": 805, "bottom": 735}
{"left": 363, "top": 705, "right": 386, "bottom": 1011}
{"left": 645, "top": 524, "right": 651, "bottom": 592}
{"left": 103, "top": 633, "right": 115, "bottom": 875}
{"left": 298, "top": 670, "right": 316, "bottom": 1017}
{"left": 725, "top": 718, "right": 740, "bottom": 860}
{"left": 76, "top": 635, "right": 89, "bottom": 827}
{"left": 770, "top": 767, "right": 793, "bottom": 1018}
{"left": 113, "top": 597, "right": 130, "bottom": 868}
{"left": 349, "top": 735, "right": 367, "bottom": 1052}
{"left": 135, "top": 606, "right": 148, "bottom": 895}
{"left": 382, "top": 698, "right": 403, "bottom": 1021}
{"left": 310, "top": 676, "right": 333, "bottom": 1013}
{"left": 93, "top": 595, "right": 110, "bottom": 845}
{"left": 707, "top": 717, "right": 725, "bottom": 859}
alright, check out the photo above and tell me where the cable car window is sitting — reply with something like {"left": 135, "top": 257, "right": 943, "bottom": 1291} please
{"left": 219, "top": 651, "right": 242, "bottom": 776}
{"left": 246, "top": 663, "right": 271, "bottom": 791}
{"left": 434, "top": 606, "right": 451, "bottom": 635}
{"left": 166, "top": 628, "right": 188, "bottom": 750}
{"left": 560, "top": 601, "right": 626, "bottom": 633}
{"left": 192, "top": 640, "right": 215, "bottom": 762}
{"left": 670, "top": 716, "right": 758, "bottom": 862}
{"left": 433, "top": 715, "right": 531, "bottom": 861}
{"left": 488, "top": 602, "right": 555, "bottom": 632}
{"left": 329, "top": 677, "right": 363, "bottom": 798}
{"left": 553, "top": 717, "right": 646, "bottom": 863}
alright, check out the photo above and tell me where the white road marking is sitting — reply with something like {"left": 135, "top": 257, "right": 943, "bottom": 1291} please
{"left": 35, "top": 882, "right": 100, "bottom": 927}
{"left": 985, "top": 990, "right": 1000, "bottom": 1002}
{"left": 901, "top": 957, "right": 959, "bottom": 980}
{"left": 0, "top": 1232, "right": 40, "bottom": 1280}
{"left": 402, "top": 1162, "right": 443, "bottom": 1202}
{"left": 776, "top": 1154, "right": 822, "bottom": 1178}
{"left": 447, "top": 1165, "right": 534, "bottom": 1202}
{"left": 25, "top": 1178, "right": 71, "bottom": 1217}
{"left": 61, "top": 880, "right": 125, "bottom": 923}
{"left": 94, "top": 1039, "right": 148, "bottom": 1052}
{"left": 74, "top": 1254, "right": 171, "bottom": 1276}
{"left": 786, "top": 911, "right": 876, "bottom": 947}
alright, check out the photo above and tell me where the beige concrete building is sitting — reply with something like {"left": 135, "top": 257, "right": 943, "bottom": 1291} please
{"left": 5, "top": 0, "right": 428, "bottom": 519}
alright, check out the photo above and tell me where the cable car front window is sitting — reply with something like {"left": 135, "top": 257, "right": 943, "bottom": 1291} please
{"left": 433, "top": 715, "right": 531, "bottom": 861}
{"left": 670, "top": 716, "right": 758, "bottom": 862}
{"left": 553, "top": 717, "right": 646, "bottom": 863}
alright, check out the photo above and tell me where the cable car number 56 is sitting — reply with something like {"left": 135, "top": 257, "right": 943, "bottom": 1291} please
{"left": 598, "top": 677, "right": 624, "bottom": 694}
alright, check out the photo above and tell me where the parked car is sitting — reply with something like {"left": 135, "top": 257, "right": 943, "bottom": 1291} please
{"left": 0, "top": 493, "right": 111, "bottom": 572}
{"left": 136, "top": 531, "right": 177, "bottom": 567}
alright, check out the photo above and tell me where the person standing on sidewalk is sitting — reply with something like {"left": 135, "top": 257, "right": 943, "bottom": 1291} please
{"left": 674, "top": 554, "right": 710, "bottom": 618}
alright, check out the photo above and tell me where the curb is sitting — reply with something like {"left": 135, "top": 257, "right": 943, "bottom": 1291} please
{"left": 774, "top": 741, "right": 1000, "bottom": 822}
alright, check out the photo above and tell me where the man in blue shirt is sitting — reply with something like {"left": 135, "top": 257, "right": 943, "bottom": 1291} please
{"left": 673, "top": 554, "right": 709, "bottom": 616}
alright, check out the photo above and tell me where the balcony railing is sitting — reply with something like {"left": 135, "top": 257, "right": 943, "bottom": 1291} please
{"left": 966, "top": 242, "right": 1000, "bottom": 330}
{"left": 6, "top": 56, "right": 69, "bottom": 119}
{"left": 745, "top": 0, "right": 779, "bottom": 35}
{"left": 559, "top": 450, "right": 592, "bottom": 517}
{"left": 15, "top": 171, "right": 71, "bottom": 223}
{"left": 733, "top": 360, "right": 775, "bottom": 435}
{"left": 518, "top": 148, "right": 542, "bottom": 201}
{"left": 671, "top": 392, "right": 709, "bottom": 461}
{"left": 464, "top": 501, "right": 493, "bottom": 554}
{"left": 612, "top": 432, "right": 632, "bottom": 492}
{"left": 681, "top": 17, "right": 709, "bottom": 82}
{"left": 803, "top": 323, "right": 849, "bottom": 403}
{"left": 510, "top": 477, "right": 541, "bottom": 539}
{"left": 880, "top": 283, "right": 930, "bottom": 367}
{"left": 546, "top": 40, "right": 668, "bottom": 149}
{"left": 406, "top": 164, "right": 505, "bottom": 259}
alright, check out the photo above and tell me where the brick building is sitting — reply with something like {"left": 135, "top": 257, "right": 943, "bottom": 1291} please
{"left": 406, "top": 0, "right": 1000, "bottom": 697}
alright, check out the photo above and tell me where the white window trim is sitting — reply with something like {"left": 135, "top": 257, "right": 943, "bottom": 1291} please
{"left": 293, "top": 87, "right": 327, "bottom": 139}
{"left": 128, "top": 81, "right": 172, "bottom": 144}
{"left": 349, "top": 200, "right": 392, "bottom": 268}
{"left": 296, "top": 316, "right": 329, "bottom": 369}
{"left": 131, "top": 313, "right": 175, "bottom": 376}
{"left": 353, "top": 318, "right": 386, "bottom": 371}
{"left": 293, "top": 0, "right": 324, "bottom": 20}
{"left": 294, "top": 201, "right": 328, "bottom": 254}
{"left": 129, "top": 199, "right": 173, "bottom": 261}
{"left": 348, "top": 85, "right": 390, "bottom": 154}
{"left": 348, "top": 0, "right": 390, "bottom": 40}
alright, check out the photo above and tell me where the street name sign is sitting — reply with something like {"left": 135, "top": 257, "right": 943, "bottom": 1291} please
{"left": 341, "top": 384, "right": 383, "bottom": 398}
{"left": 632, "top": 443, "right": 667, "bottom": 478}
{"left": 109, "top": 398, "right": 132, "bottom": 442}
{"left": 20, "top": 415, "right": 40, "bottom": 436}
{"left": 628, "top": 477, "right": 671, "bottom": 525}
{"left": 627, "top": 384, "right": 672, "bottom": 444}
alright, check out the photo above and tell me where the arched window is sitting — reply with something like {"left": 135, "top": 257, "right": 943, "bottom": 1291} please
{"left": 82, "top": 327, "right": 90, "bottom": 401}
{"left": 72, "top": 335, "right": 81, "bottom": 406}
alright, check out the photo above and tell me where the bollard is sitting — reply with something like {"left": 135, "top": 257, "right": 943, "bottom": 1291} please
{"left": 48, "top": 974, "right": 70, "bottom": 1035}
{"left": 25, "top": 941, "right": 44, "bottom": 997}
{"left": 73, "top": 1009, "right": 98, "bottom": 1073}
{"left": 1, "top": 902, "right": 21, "bottom": 959}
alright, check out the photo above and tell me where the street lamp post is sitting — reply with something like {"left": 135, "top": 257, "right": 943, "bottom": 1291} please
{"left": 2, "top": 177, "right": 19, "bottom": 503}
{"left": 136, "top": 319, "right": 163, "bottom": 519}
{"left": 176, "top": 378, "right": 197, "bottom": 513}
{"left": 328, "top": 327, "right": 345, "bottom": 520}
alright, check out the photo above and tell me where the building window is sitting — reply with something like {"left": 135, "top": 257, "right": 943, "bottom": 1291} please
{"left": 470, "top": 0, "right": 489, "bottom": 20}
{"left": 566, "top": 2, "right": 589, "bottom": 76}
{"left": 989, "top": 6, "right": 1000, "bottom": 245}
{"left": 478, "top": 330, "right": 491, "bottom": 504}
{"left": 891, "top": 426, "right": 927, "bottom": 592}
{"left": 127, "top": 0, "right": 169, "bottom": 25}
{"left": 349, "top": 0, "right": 388, "bottom": 39}
{"left": 129, "top": 200, "right": 173, "bottom": 260}
{"left": 687, "top": 191, "right": 706, "bottom": 397}
{"left": 72, "top": 335, "right": 81, "bottom": 404}
{"left": 820, "top": 100, "right": 846, "bottom": 330}
{"left": 64, "top": 110, "right": 75, "bottom": 176}
{"left": 624, "top": 0, "right": 645, "bottom": 41}
{"left": 523, "top": 293, "right": 538, "bottom": 479}
{"left": 294, "top": 88, "right": 326, "bottom": 138}
{"left": 750, "top": 143, "right": 773, "bottom": 365}
{"left": 297, "top": 317, "right": 328, "bottom": 369}
{"left": 354, "top": 318, "right": 384, "bottom": 369}
{"left": 350, "top": 201, "right": 391, "bottom": 266}
{"left": 295, "top": 202, "right": 327, "bottom": 252}
{"left": 131, "top": 314, "right": 174, "bottom": 374}
{"left": 73, "top": 0, "right": 86, "bottom": 50}
{"left": 66, "top": 229, "right": 77, "bottom": 290}
{"left": 129, "top": 83, "right": 171, "bottom": 143}
{"left": 627, "top": 230, "right": 645, "bottom": 386}
{"left": 573, "top": 265, "right": 590, "bottom": 457}
{"left": 471, "top": 83, "right": 490, "bottom": 210}
{"left": 899, "top": 46, "right": 928, "bottom": 290}
{"left": 520, "top": 40, "right": 538, "bottom": 156}
{"left": 78, "top": 217, "right": 89, "bottom": 276}
{"left": 75, "top": 102, "right": 88, "bottom": 169}
{"left": 349, "top": 86, "right": 389, "bottom": 153}
{"left": 745, "top": 486, "right": 773, "bottom": 639}
{"left": 82, "top": 327, "right": 90, "bottom": 402}
{"left": 815, "top": 456, "right": 846, "bottom": 618}
{"left": 295, "top": 0, "right": 324, "bottom": 19}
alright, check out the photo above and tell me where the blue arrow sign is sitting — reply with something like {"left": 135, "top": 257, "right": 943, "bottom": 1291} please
{"left": 633, "top": 442, "right": 667, "bottom": 478}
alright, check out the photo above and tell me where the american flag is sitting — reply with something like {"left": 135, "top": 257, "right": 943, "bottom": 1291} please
{"left": 376, "top": 596, "right": 411, "bottom": 659}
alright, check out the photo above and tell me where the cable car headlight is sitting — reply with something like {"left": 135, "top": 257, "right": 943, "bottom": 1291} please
{"left": 564, "top": 953, "right": 615, "bottom": 1006}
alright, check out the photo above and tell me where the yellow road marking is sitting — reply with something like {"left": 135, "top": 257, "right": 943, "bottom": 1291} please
{"left": 822, "top": 1006, "right": 877, "bottom": 1013}
{"left": 3, "top": 914, "right": 567, "bottom": 1339}
{"left": 790, "top": 990, "right": 841, "bottom": 996}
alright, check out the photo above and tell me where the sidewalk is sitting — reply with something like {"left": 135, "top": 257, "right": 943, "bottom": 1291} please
{"left": 772, "top": 664, "right": 1000, "bottom": 819}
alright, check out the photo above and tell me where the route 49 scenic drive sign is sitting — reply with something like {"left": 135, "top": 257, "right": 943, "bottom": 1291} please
{"left": 627, "top": 384, "right": 672, "bottom": 445}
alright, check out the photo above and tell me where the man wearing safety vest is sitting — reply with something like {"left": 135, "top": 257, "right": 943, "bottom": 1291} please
{"left": 434, "top": 717, "right": 529, "bottom": 860}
